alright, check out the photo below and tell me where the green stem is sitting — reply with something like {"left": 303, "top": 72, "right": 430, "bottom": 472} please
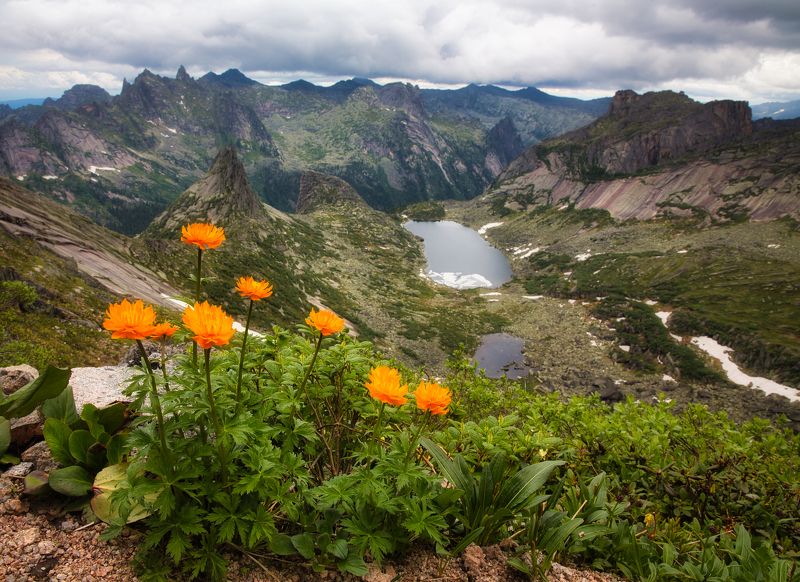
{"left": 204, "top": 348, "right": 223, "bottom": 437}
{"left": 192, "top": 248, "right": 203, "bottom": 366}
{"left": 235, "top": 299, "right": 254, "bottom": 411}
{"left": 159, "top": 340, "right": 185, "bottom": 439}
{"left": 373, "top": 402, "right": 385, "bottom": 441}
{"left": 136, "top": 340, "right": 172, "bottom": 467}
{"left": 406, "top": 412, "right": 430, "bottom": 464}
{"left": 204, "top": 348, "right": 228, "bottom": 485}
{"left": 297, "top": 334, "right": 338, "bottom": 475}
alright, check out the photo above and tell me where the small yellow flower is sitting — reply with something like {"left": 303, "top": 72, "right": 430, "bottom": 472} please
{"left": 645, "top": 513, "right": 655, "bottom": 528}
{"left": 538, "top": 448, "right": 548, "bottom": 459}
{"left": 365, "top": 366, "right": 408, "bottom": 406}
{"left": 235, "top": 276, "right": 273, "bottom": 301}
{"left": 305, "top": 308, "right": 345, "bottom": 336}
{"left": 182, "top": 301, "right": 235, "bottom": 349}
{"left": 414, "top": 381, "right": 451, "bottom": 416}
{"left": 180, "top": 223, "right": 225, "bottom": 250}
{"left": 102, "top": 299, "right": 157, "bottom": 340}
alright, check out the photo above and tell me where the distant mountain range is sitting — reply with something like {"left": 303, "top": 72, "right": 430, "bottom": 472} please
{"left": 751, "top": 99, "right": 800, "bottom": 121}
{"left": 0, "top": 67, "right": 609, "bottom": 234}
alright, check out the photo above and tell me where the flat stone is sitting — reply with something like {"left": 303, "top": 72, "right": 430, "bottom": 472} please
{"left": 21, "top": 441, "right": 59, "bottom": 473}
{"left": 14, "top": 527, "right": 39, "bottom": 548}
{"left": 2, "top": 462, "right": 33, "bottom": 478}
{"left": 69, "top": 366, "right": 134, "bottom": 411}
{"left": 9, "top": 410, "right": 43, "bottom": 447}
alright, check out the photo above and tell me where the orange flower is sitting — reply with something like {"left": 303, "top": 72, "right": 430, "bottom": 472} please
{"left": 149, "top": 322, "right": 179, "bottom": 340}
{"left": 365, "top": 366, "right": 408, "bottom": 406}
{"left": 182, "top": 301, "right": 235, "bottom": 349}
{"left": 305, "top": 308, "right": 345, "bottom": 336}
{"left": 102, "top": 298, "right": 157, "bottom": 340}
{"left": 236, "top": 276, "right": 273, "bottom": 301}
{"left": 180, "top": 223, "right": 225, "bottom": 250}
{"left": 414, "top": 381, "right": 451, "bottom": 415}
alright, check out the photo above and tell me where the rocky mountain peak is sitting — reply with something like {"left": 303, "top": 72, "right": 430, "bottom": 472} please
{"left": 147, "top": 146, "right": 264, "bottom": 230}
{"left": 176, "top": 65, "right": 192, "bottom": 82}
{"left": 296, "top": 171, "right": 367, "bottom": 213}
{"left": 43, "top": 84, "right": 112, "bottom": 110}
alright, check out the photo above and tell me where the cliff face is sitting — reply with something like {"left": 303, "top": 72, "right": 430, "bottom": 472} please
{"left": 493, "top": 90, "right": 798, "bottom": 221}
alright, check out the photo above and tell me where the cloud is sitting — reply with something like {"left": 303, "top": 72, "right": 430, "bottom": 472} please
{"left": 0, "top": 0, "right": 798, "bottom": 102}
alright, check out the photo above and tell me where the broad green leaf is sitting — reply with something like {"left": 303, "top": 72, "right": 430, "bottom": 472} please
{"left": 106, "top": 433, "right": 126, "bottom": 465}
{"left": 43, "top": 418, "right": 74, "bottom": 465}
{"left": 0, "top": 416, "right": 9, "bottom": 455}
{"left": 23, "top": 470, "right": 50, "bottom": 495}
{"left": 269, "top": 533, "right": 296, "bottom": 556}
{"left": 420, "top": 438, "right": 473, "bottom": 493}
{"left": 327, "top": 538, "right": 349, "bottom": 560}
{"left": 0, "top": 366, "right": 71, "bottom": 418}
{"left": 291, "top": 532, "right": 316, "bottom": 559}
{"left": 496, "top": 460, "right": 565, "bottom": 512}
{"left": 68, "top": 430, "right": 94, "bottom": 464}
{"left": 49, "top": 465, "right": 92, "bottom": 496}
{"left": 96, "top": 402, "right": 128, "bottom": 435}
{"left": 91, "top": 463, "right": 152, "bottom": 525}
{"left": 337, "top": 553, "right": 368, "bottom": 577}
{"left": 41, "top": 386, "right": 80, "bottom": 427}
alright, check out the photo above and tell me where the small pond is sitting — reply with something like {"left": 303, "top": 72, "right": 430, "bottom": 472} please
{"left": 473, "top": 333, "right": 532, "bottom": 379}
{"left": 403, "top": 220, "right": 512, "bottom": 289}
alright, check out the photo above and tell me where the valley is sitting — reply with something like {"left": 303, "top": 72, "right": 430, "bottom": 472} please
{"left": 1, "top": 84, "right": 799, "bottom": 432}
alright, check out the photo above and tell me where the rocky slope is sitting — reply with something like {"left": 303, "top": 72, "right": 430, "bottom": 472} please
{"left": 491, "top": 90, "right": 800, "bottom": 221}
{"left": 0, "top": 68, "right": 607, "bottom": 233}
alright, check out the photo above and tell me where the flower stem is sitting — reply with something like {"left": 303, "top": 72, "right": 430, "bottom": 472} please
{"left": 159, "top": 340, "right": 185, "bottom": 439}
{"left": 297, "top": 334, "right": 338, "bottom": 475}
{"left": 406, "top": 412, "right": 430, "bottom": 464}
{"left": 136, "top": 340, "right": 172, "bottom": 467}
{"left": 192, "top": 248, "right": 203, "bottom": 366}
{"left": 234, "top": 299, "right": 254, "bottom": 411}
{"left": 297, "top": 333, "right": 323, "bottom": 397}
{"left": 204, "top": 348, "right": 229, "bottom": 485}
{"left": 204, "top": 348, "right": 223, "bottom": 437}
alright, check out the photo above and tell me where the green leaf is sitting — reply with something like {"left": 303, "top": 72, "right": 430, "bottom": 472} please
{"left": 291, "top": 533, "right": 316, "bottom": 560}
{"left": 0, "top": 416, "right": 9, "bottom": 456}
{"left": 269, "top": 533, "right": 296, "bottom": 556}
{"left": 41, "top": 386, "right": 80, "bottom": 427}
{"left": 338, "top": 553, "right": 368, "bottom": 577}
{"left": 68, "top": 430, "right": 94, "bottom": 464}
{"left": 105, "top": 433, "right": 126, "bottom": 465}
{"left": 91, "top": 463, "right": 153, "bottom": 525}
{"left": 43, "top": 418, "right": 74, "bottom": 465}
{"left": 23, "top": 470, "right": 50, "bottom": 495}
{"left": 0, "top": 366, "right": 71, "bottom": 419}
{"left": 327, "top": 538, "right": 349, "bottom": 560}
{"left": 96, "top": 402, "right": 128, "bottom": 435}
{"left": 49, "top": 465, "right": 93, "bottom": 496}
{"left": 496, "top": 460, "right": 565, "bottom": 513}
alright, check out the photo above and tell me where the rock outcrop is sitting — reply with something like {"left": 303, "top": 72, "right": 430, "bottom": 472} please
{"left": 492, "top": 90, "right": 799, "bottom": 221}
{"left": 147, "top": 146, "right": 266, "bottom": 230}
{"left": 296, "top": 171, "right": 367, "bottom": 213}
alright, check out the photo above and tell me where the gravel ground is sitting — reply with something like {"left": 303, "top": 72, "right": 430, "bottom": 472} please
{"left": 0, "top": 473, "right": 622, "bottom": 582}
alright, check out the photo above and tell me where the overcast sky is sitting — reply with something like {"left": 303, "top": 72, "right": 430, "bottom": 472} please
{"left": 1, "top": 0, "right": 799, "bottom": 104}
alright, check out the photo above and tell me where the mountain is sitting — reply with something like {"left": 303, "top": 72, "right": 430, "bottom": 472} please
{"left": 751, "top": 99, "right": 800, "bottom": 120}
{"left": 489, "top": 89, "right": 800, "bottom": 221}
{"left": 0, "top": 68, "right": 607, "bottom": 234}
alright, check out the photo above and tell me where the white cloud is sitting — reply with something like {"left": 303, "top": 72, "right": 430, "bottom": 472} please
{"left": 0, "top": 0, "right": 798, "bottom": 102}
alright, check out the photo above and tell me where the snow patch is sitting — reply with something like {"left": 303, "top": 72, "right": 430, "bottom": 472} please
{"left": 16, "top": 175, "right": 25, "bottom": 181}
{"left": 767, "top": 244, "right": 780, "bottom": 249}
{"left": 690, "top": 336, "right": 799, "bottom": 401}
{"left": 426, "top": 270, "right": 493, "bottom": 289}
{"left": 42, "top": 175, "right": 58, "bottom": 180}
{"left": 523, "top": 295, "right": 544, "bottom": 300}
{"left": 477, "top": 222, "right": 503, "bottom": 235}
{"left": 676, "top": 249, "right": 688, "bottom": 254}
{"left": 88, "top": 166, "right": 119, "bottom": 175}
{"left": 662, "top": 374, "right": 676, "bottom": 383}
{"left": 480, "top": 292, "right": 502, "bottom": 296}
{"left": 644, "top": 299, "right": 657, "bottom": 306}
{"left": 619, "top": 345, "right": 631, "bottom": 352}
{"left": 655, "top": 311, "right": 671, "bottom": 326}
{"left": 574, "top": 250, "right": 592, "bottom": 261}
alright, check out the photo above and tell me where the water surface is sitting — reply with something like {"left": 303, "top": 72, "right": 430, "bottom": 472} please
{"left": 473, "top": 333, "right": 531, "bottom": 379}
{"left": 403, "top": 220, "right": 512, "bottom": 289}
